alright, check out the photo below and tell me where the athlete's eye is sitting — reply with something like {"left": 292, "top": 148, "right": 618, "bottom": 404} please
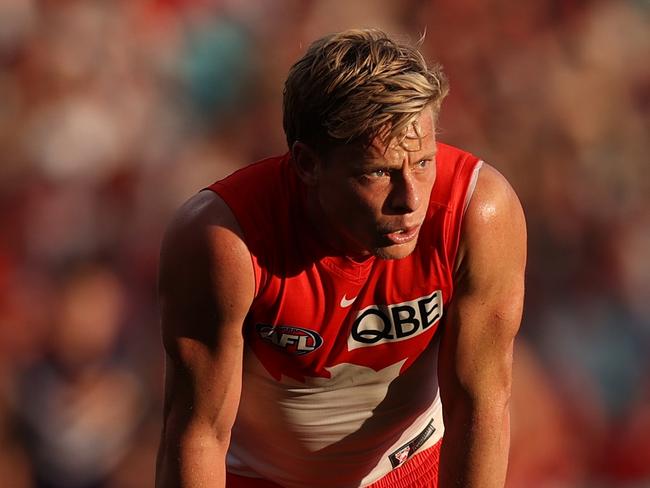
{"left": 415, "top": 159, "right": 431, "bottom": 169}
{"left": 368, "top": 168, "right": 388, "bottom": 178}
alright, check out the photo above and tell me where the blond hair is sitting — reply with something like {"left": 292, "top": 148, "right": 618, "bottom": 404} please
{"left": 283, "top": 29, "right": 449, "bottom": 154}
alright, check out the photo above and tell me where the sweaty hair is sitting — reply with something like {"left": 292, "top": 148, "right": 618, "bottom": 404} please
{"left": 282, "top": 28, "right": 449, "bottom": 155}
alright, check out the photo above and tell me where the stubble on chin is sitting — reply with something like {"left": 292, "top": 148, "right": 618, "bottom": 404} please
{"left": 373, "top": 242, "right": 418, "bottom": 260}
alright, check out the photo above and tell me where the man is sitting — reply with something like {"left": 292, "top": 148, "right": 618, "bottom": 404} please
{"left": 156, "top": 29, "right": 526, "bottom": 488}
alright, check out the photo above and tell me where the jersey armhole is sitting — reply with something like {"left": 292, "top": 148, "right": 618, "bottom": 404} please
{"left": 201, "top": 186, "right": 263, "bottom": 299}
{"left": 462, "top": 160, "right": 483, "bottom": 216}
{"left": 445, "top": 158, "right": 484, "bottom": 300}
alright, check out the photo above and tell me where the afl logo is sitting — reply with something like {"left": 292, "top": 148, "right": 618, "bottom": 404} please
{"left": 256, "top": 324, "right": 323, "bottom": 355}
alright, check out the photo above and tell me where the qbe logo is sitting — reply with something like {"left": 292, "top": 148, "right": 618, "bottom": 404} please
{"left": 347, "top": 290, "right": 442, "bottom": 350}
{"left": 256, "top": 324, "right": 323, "bottom": 355}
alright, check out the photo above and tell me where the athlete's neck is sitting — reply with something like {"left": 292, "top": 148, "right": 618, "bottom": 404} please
{"left": 303, "top": 191, "right": 372, "bottom": 261}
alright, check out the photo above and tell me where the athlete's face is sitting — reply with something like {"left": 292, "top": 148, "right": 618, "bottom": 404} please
{"left": 300, "top": 108, "right": 438, "bottom": 260}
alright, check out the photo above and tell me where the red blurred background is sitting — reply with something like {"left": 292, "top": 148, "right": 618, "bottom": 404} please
{"left": 0, "top": 1, "right": 648, "bottom": 487}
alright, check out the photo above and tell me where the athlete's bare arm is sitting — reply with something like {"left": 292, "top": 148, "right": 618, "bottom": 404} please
{"left": 155, "top": 191, "right": 255, "bottom": 488}
{"left": 437, "top": 164, "right": 526, "bottom": 488}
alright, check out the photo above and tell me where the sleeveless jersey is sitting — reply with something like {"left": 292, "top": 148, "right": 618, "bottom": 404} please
{"left": 207, "top": 142, "right": 482, "bottom": 488}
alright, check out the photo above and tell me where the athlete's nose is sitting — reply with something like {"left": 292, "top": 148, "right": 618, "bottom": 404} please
{"left": 388, "top": 171, "right": 420, "bottom": 214}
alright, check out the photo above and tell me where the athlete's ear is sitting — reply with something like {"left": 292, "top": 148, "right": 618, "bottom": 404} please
{"left": 291, "top": 141, "right": 322, "bottom": 186}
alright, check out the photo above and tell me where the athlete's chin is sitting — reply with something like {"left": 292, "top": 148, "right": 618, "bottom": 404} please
{"left": 373, "top": 241, "right": 418, "bottom": 260}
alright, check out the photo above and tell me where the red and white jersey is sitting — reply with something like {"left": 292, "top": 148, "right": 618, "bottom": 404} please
{"left": 207, "top": 143, "right": 482, "bottom": 488}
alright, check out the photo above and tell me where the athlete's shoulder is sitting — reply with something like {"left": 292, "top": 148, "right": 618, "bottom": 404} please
{"left": 164, "top": 190, "right": 243, "bottom": 245}
{"left": 455, "top": 162, "right": 526, "bottom": 275}
{"left": 469, "top": 163, "right": 524, "bottom": 226}
{"left": 159, "top": 190, "right": 252, "bottom": 290}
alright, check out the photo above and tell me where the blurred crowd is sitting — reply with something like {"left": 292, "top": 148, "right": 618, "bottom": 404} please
{"left": 0, "top": 0, "right": 648, "bottom": 487}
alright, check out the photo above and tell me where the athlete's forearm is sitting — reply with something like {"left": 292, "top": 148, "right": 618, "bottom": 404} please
{"left": 156, "top": 423, "right": 230, "bottom": 488}
{"left": 438, "top": 396, "right": 511, "bottom": 488}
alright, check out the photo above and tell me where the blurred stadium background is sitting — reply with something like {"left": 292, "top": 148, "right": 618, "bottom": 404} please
{"left": 0, "top": 0, "right": 648, "bottom": 487}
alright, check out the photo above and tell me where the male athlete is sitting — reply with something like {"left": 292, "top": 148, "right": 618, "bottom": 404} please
{"left": 156, "top": 29, "right": 526, "bottom": 488}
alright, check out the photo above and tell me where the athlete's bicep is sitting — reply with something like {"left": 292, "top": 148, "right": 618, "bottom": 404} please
{"left": 156, "top": 191, "right": 255, "bottom": 485}
{"left": 439, "top": 163, "right": 526, "bottom": 409}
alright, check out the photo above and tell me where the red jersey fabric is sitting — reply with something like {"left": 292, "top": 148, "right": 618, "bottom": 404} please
{"left": 207, "top": 142, "right": 481, "bottom": 488}
{"left": 226, "top": 440, "right": 442, "bottom": 488}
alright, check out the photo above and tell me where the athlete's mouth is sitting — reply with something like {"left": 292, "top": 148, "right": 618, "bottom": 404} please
{"left": 384, "top": 225, "right": 421, "bottom": 244}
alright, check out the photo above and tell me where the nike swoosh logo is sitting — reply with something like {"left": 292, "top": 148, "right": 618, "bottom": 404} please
{"left": 340, "top": 295, "right": 357, "bottom": 308}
